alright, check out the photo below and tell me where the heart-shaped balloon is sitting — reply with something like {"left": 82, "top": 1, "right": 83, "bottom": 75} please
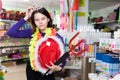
{"left": 34, "top": 36, "right": 65, "bottom": 74}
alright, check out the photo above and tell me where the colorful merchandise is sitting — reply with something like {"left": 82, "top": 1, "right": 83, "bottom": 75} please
{"left": 0, "top": 0, "right": 2, "bottom": 10}
{"left": 29, "top": 28, "right": 65, "bottom": 74}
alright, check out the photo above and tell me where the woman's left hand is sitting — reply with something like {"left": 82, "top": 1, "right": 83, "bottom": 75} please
{"left": 45, "top": 62, "right": 62, "bottom": 71}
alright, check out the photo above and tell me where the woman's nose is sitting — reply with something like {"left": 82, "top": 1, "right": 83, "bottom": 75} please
{"left": 39, "top": 20, "right": 42, "bottom": 24}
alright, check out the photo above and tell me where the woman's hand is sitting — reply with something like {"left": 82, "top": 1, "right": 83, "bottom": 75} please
{"left": 46, "top": 62, "right": 62, "bottom": 71}
{"left": 24, "top": 6, "right": 35, "bottom": 21}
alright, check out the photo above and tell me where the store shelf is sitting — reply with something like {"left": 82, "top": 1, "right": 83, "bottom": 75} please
{"left": 1, "top": 57, "right": 29, "bottom": 62}
{"left": 0, "top": 19, "right": 18, "bottom": 23}
{"left": 64, "top": 65, "right": 81, "bottom": 69}
{"left": 0, "top": 18, "right": 30, "bottom": 64}
{"left": 90, "top": 20, "right": 117, "bottom": 24}
{"left": 0, "top": 44, "right": 29, "bottom": 48}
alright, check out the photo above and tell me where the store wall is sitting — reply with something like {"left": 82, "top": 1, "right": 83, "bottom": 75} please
{"left": 77, "top": 0, "right": 88, "bottom": 25}
{"left": 91, "top": 4, "right": 119, "bottom": 18}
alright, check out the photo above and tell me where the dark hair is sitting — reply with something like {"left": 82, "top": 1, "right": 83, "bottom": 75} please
{"left": 30, "top": 7, "right": 53, "bottom": 32}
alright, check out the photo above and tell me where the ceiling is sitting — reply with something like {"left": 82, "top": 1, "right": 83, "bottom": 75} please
{"left": 1, "top": 0, "right": 120, "bottom": 12}
{"left": 1, "top": 0, "right": 60, "bottom": 11}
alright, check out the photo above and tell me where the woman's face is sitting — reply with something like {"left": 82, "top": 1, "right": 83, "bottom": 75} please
{"left": 34, "top": 13, "right": 49, "bottom": 32}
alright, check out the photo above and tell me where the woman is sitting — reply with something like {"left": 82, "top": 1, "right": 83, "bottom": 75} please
{"left": 7, "top": 6, "right": 66, "bottom": 80}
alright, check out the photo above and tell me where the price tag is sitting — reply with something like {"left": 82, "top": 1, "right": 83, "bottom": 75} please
{"left": 89, "top": 57, "right": 96, "bottom": 63}
{"left": 46, "top": 41, "right": 51, "bottom": 46}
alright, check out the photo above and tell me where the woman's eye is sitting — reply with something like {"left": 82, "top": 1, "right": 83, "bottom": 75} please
{"left": 35, "top": 19, "right": 39, "bottom": 21}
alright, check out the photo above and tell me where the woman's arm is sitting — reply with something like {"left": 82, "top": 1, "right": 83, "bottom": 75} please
{"left": 56, "top": 33, "right": 66, "bottom": 68}
{"left": 7, "top": 18, "right": 33, "bottom": 38}
{"left": 7, "top": 6, "right": 34, "bottom": 38}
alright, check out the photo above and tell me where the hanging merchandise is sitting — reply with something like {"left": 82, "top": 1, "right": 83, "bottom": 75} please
{"left": 60, "top": 14, "right": 64, "bottom": 29}
{"left": 74, "top": 11, "right": 78, "bottom": 30}
{"left": 118, "top": 6, "right": 120, "bottom": 24}
{"left": 116, "top": 5, "right": 120, "bottom": 23}
{"left": 51, "top": 10, "right": 56, "bottom": 25}
{"left": 0, "top": 0, "right": 2, "bottom": 10}
{"left": 60, "top": 0, "right": 68, "bottom": 14}
{"left": 60, "top": 0, "right": 69, "bottom": 30}
{"left": 69, "top": 0, "right": 80, "bottom": 31}
{"left": 59, "top": 0, "right": 80, "bottom": 31}
{"left": 73, "top": 0, "right": 79, "bottom": 10}
{"left": 60, "top": 13, "right": 68, "bottom": 30}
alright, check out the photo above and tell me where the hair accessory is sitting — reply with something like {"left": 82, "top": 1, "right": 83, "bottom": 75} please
{"left": 34, "top": 6, "right": 43, "bottom": 10}
{"left": 30, "top": 0, "right": 44, "bottom": 11}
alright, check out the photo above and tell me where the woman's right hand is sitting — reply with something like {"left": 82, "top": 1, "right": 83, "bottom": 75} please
{"left": 24, "top": 6, "right": 35, "bottom": 21}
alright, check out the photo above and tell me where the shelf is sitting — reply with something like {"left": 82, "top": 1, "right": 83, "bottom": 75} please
{"left": 90, "top": 20, "right": 117, "bottom": 25}
{"left": 64, "top": 65, "right": 81, "bottom": 69}
{"left": 98, "top": 47, "right": 120, "bottom": 55}
{"left": 0, "top": 19, "right": 18, "bottom": 23}
{"left": 0, "top": 53, "right": 12, "bottom": 57}
{"left": 0, "top": 19, "right": 30, "bottom": 64}
{"left": 0, "top": 57, "right": 29, "bottom": 62}
{"left": 0, "top": 19, "right": 30, "bottom": 24}
{"left": 0, "top": 44, "right": 29, "bottom": 48}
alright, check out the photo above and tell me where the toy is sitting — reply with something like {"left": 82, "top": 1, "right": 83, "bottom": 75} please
{"left": 0, "top": 64, "right": 7, "bottom": 80}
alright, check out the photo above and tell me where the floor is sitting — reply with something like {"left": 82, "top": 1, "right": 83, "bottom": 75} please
{"left": 3, "top": 63, "right": 62, "bottom": 80}
{"left": 3, "top": 63, "right": 68, "bottom": 80}
{"left": 2, "top": 62, "right": 81, "bottom": 80}
{"left": 4, "top": 63, "right": 27, "bottom": 80}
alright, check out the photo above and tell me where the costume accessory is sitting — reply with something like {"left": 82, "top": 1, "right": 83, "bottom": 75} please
{"left": 29, "top": 28, "right": 65, "bottom": 74}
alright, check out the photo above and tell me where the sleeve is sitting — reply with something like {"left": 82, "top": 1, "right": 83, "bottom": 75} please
{"left": 7, "top": 18, "right": 33, "bottom": 38}
{"left": 56, "top": 33, "right": 66, "bottom": 68}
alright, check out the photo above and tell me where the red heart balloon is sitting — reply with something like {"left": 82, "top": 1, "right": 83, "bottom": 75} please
{"left": 38, "top": 38, "right": 61, "bottom": 69}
